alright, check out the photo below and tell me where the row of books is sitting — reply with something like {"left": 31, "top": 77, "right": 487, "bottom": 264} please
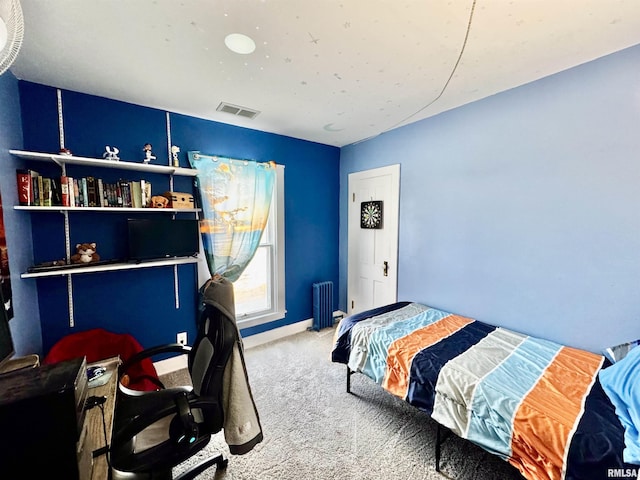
{"left": 16, "top": 169, "right": 153, "bottom": 208}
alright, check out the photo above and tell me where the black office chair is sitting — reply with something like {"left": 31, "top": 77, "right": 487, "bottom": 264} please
{"left": 109, "top": 301, "right": 237, "bottom": 480}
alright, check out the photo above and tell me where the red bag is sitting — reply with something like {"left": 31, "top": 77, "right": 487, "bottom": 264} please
{"left": 44, "top": 328, "right": 160, "bottom": 391}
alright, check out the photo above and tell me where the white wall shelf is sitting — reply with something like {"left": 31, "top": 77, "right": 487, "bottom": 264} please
{"left": 9, "top": 149, "right": 198, "bottom": 177}
{"left": 11, "top": 147, "right": 201, "bottom": 327}
{"left": 14, "top": 205, "right": 200, "bottom": 213}
{"left": 21, "top": 257, "right": 199, "bottom": 279}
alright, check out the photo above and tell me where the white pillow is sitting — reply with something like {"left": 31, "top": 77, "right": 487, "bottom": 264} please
{"left": 602, "top": 339, "right": 640, "bottom": 364}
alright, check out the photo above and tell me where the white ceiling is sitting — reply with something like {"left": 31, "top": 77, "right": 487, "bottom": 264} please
{"left": 8, "top": 0, "right": 640, "bottom": 147}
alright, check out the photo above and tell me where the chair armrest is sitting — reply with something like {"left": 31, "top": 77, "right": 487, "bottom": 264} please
{"left": 119, "top": 343, "right": 192, "bottom": 389}
{"left": 120, "top": 343, "right": 192, "bottom": 372}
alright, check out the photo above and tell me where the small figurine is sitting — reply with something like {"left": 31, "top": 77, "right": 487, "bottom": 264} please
{"left": 171, "top": 145, "right": 180, "bottom": 167}
{"left": 143, "top": 143, "right": 156, "bottom": 164}
{"left": 103, "top": 146, "right": 120, "bottom": 161}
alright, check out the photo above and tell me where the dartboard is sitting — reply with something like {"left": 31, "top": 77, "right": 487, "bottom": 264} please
{"left": 360, "top": 201, "right": 383, "bottom": 229}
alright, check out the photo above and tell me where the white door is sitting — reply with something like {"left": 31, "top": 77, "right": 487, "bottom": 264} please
{"left": 347, "top": 164, "right": 400, "bottom": 315}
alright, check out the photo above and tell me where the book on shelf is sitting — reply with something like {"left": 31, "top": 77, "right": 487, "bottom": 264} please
{"left": 104, "top": 182, "right": 114, "bottom": 207}
{"left": 81, "top": 177, "right": 89, "bottom": 207}
{"left": 42, "top": 177, "right": 52, "bottom": 206}
{"left": 15, "top": 170, "right": 161, "bottom": 209}
{"left": 36, "top": 175, "right": 44, "bottom": 206}
{"left": 73, "top": 179, "right": 81, "bottom": 207}
{"left": 118, "top": 179, "right": 131, "bottom": 207}
{"left": 60, "top": 175, "right": 70, "bottom": 206}
{"left": 86, "top": 176, "right": 97, "bottom": 207}
{"left": 130, "top": 181, "right": 142, "bottom": 208}
{"left": 97, "top": 179, "right": 105, "bottom": 207}
{"left": 50, "top": 178, "right": 63, "bottom": 206}
{"left": 67, "top": 177, "right": 76, "bottom": 207}
{"left": 16, "top": 169, "right": 50, "bottom": 206}
{"left": 115, "top": 182, "right": 123, "bottom": 207}
{"left": 140, "top": 179, "right": 151, "bottom": 208}
{"left": 16, "top": 169, "right": 32, "bottom": 205}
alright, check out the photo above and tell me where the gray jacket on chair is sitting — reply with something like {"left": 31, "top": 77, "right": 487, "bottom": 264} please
{"left": 200, "top": 276, "right": 263, "bottom": 454}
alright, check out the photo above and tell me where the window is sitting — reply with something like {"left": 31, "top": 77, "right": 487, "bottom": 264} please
{"left": 234, "top": 165, "right": 285, "bottom": 328}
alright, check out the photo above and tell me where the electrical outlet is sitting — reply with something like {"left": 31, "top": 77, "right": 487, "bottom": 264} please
{"left": 177, "top": 332, "right": 187, "bottom": 346}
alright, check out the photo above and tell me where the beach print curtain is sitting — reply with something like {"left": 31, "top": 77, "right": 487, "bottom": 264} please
{"left": 188, "top": 152, "right": 275, "bottom": 282}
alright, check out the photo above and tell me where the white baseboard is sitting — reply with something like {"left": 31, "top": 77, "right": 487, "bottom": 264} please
{"left": 243, "top": 310, "right": 345, "bottom": 349}
{"left": 154, "top": 312, "right": 344, "bottom": 375}
{"left": 242, "top": 318, "right": 313, "bottom": 349}
{"left": 154, "top": 354, "right": 188, "bottom": 377}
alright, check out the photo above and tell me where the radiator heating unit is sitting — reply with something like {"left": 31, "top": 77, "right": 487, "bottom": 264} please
{"left": 312, "top": 281, "right": 334, "bottom": 331}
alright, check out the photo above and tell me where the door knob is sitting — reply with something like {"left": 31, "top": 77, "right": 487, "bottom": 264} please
{"left": 383, "top": 261, "right": 389, "bottom": 277}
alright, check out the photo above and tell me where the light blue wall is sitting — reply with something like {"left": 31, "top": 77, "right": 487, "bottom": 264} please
{"left": 340, "top": 44, "right": 640, "bottom": 353}
{"left": 0, "top": 71, "right": 41, "bottom": 356}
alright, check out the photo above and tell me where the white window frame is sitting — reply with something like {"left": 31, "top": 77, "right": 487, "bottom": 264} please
{"left": 236, "top": 164, "right": 285, "bottom": 329}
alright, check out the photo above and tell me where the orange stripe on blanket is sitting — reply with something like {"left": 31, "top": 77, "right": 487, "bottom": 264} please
{"left": 383, "top": 315, "right": 473, "bottom": 399}
{"left": 509, "top": 346, "right": 603, "bottom": 480}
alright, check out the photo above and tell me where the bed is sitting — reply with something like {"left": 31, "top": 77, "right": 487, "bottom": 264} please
{"left": 331, "top": 302, "right": 640, "bottom": 480}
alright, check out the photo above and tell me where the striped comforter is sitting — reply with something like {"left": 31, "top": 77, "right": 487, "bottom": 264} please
{"left": 331, "top": 302, "right": 636, "bottom": 480}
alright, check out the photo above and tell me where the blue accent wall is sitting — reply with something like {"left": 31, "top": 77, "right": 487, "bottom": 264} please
{"left": 0, "top": 72, "right": 41, "bottom": 356}
{"left": 340, "top": 44, "right": 640, "bottom": 353}
{"left": 13, "top": 83, "right": 340, "bottom": 355}
{"left": 170, "top": 114, "right": 341, "bottom": 336}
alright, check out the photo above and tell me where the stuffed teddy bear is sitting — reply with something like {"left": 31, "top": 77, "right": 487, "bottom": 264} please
{"left": 150, "top": 195, "right": 169, "bottom": 208}
{"left": 70, "top": 242, "right": 101, "bottom": 264}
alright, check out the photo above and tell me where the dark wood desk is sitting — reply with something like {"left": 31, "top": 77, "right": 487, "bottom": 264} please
{"left": 86, "top": 356, "right": 120, "bottom": 480}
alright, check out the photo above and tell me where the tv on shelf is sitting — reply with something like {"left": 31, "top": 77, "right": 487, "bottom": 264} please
{"left": 127, "top": 218, "right": 200, "bottom": 262}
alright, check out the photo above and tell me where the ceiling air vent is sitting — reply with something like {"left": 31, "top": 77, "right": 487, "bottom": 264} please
{"left": 216, "top": 102, "right": 260, "bottom": 120}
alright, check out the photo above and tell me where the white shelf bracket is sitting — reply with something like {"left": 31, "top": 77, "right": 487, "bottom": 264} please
{"left": 167, "top": 112, "right": 175, "bottom": 192}
{"left": 63, "top": 210, "right": 71, "bottom": 262}
{"left": 57, "top": 88, "right": 65, "bottom": 151}
{"left": 67, "top": 276, "right": 75, "bottom": 327}
{"left": 50, "top": 156, "right": 65, "bottom": 169}
{"left": 174, "top": 264, "right": 180, "bottom": 309}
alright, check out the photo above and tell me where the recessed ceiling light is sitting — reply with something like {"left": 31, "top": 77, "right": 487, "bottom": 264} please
{"left": 224, "top": 33, "right": 256, "bottom": 54}
{"left": 324, "top": 123, "right": 344, "bottom": 132}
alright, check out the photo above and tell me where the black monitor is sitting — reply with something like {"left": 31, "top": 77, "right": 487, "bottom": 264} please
{"left": 127, "top": 218, "right": 200, "bottom": 262}
{"left": 0, "top": 288, "right": 14, "bottom": 370}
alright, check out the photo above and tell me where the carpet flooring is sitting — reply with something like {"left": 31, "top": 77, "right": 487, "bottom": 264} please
{"left": 166, "top": 327, "right": 526, "bottom": 480}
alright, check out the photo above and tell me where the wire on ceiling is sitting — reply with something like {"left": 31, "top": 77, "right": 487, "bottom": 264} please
{"left": 384, "top": 0, "right": 478, "bottom": 133}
